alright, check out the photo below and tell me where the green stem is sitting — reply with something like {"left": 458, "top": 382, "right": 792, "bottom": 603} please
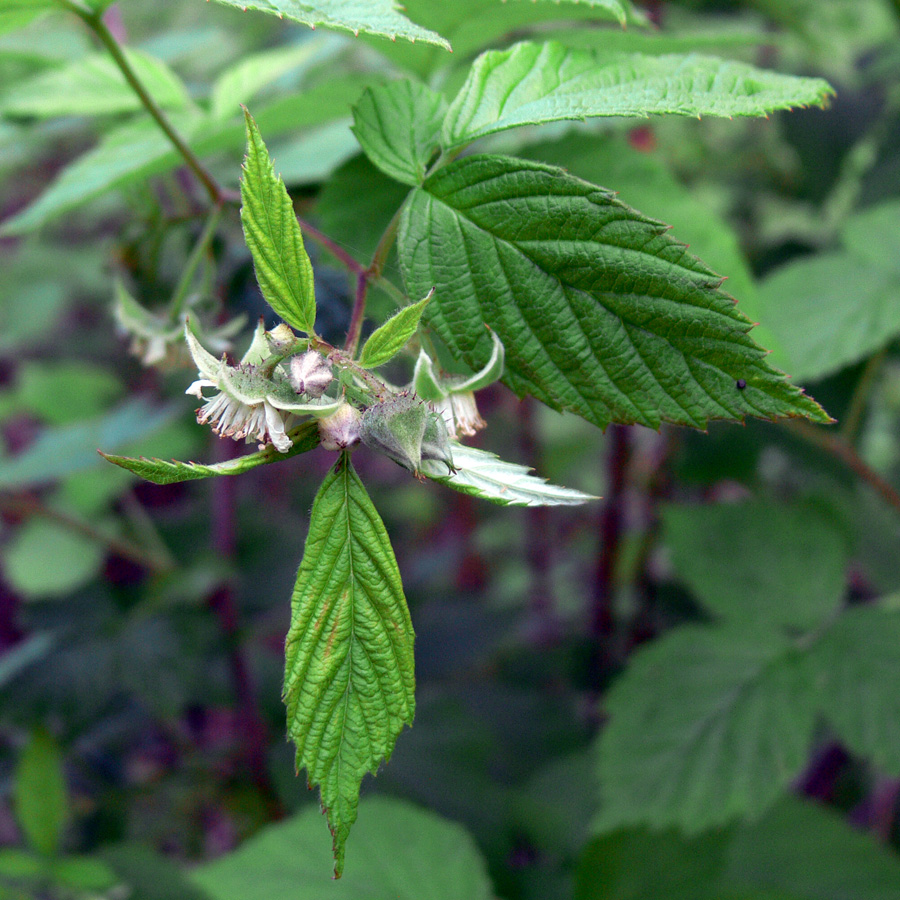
{"left": 343, "top": 272, "right": 369, "bottom": 359}
{"left": 842, "top": 347, "right": 887, "bottom": 446}
{"left": 169, "top": 204, "right": 224, "bottom": 321}
{"left": 68, "top": 2, "right": 226, "bottom": 206}
{"left": 367, "top": 204, "right": 403, "bottom": 279}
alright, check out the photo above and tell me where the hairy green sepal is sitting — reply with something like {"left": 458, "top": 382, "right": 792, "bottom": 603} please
{"left": 283, "top": 455, "right": 415, "bottom": 877}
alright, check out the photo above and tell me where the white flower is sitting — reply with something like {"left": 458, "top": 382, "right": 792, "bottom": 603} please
{"left": 185, "top": 321, "right": 342, "bottom": 453}
{"left": 413, "top": 330, "right": 504, "bottom": 440}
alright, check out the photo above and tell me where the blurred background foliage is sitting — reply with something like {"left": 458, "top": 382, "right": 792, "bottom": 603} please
{"left": 2, "top": 0, "right": 900, "bottom": 898}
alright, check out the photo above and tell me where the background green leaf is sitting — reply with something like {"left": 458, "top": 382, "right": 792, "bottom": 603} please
{"left": 14, "top": 730, "right": 68, "bottom": 857}
{"left": 595, "top": 626, "right": 816, "bottom": 833}
{"left": 283, "top": 456, "right": 415, "bottom": 876}
{"left": 662, "top": 500, "right": 848, "bottom": 630}
{"left": 400, "top": 154, "right": 829, "bottom": 430}
{"left": 240, "top": 109, "right": 316, "bottom": 333}
{"left": 191, "top": 796, "right": 494, "bottom": 899}
{"left": 443, "top": 41, "right": 833, "bottom": 147}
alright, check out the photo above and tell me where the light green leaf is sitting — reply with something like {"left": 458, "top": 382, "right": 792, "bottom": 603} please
{"left": 351, "top": 80, "right": 446, "bottom": 185}
{"left": 810, "top": 606, "right": 900, "bottom": 776}
{"left": 594, "top": 626, "right": 816, "bottom": 833}
{"left": 101, "top": 421, "right": 320, "bottom": 485}
{"left": 2, "top": 519, "right": 105, "bottom": 599}
{"left": 0, "top": 75, "right": 375, "bottom": 235}
{"left": 421, "top": 442, "right": 597, "bottom": 507}
{"left": 283, "top": 455, "right": 415, "bottom": 876}
{"left": 210, "top": 39, "right": 328, "bottom": 121}
{"left": 191, "top": 796, "right": 493, "bottom": 898}
{"left": 758, "top": 201, "right": 900, "bottom": 383}
{"left": 358, "top": 290, "right": 432, "bottom": 368}
{"left": 240, "top": 109, "right": 316, "bottom": 334}
{"left": 0, "top": 0, "right": 55, "bottom": 35}
{"left": 0, "top": 398, "right": 180, "bottom": 488}
{"left": 443, "top": 41, "right": 833, "bottom": 148}
{"left": 14, "top": 730, "right": 68, "bottom": 857}
{"left": 399, "top": 154, "right": 829, "bottom": 430}
{"left": 2, "top": 48, "right": 190, "bottom": 118}
{"left": 662, "top": 500, "right": 848, "bottom": 631}
{"left": 267, "top": 118, "right": 359, "bottom": 186}
{"left": 50, "top": 856, "right": 117, "bottom": 891}
{"left": 208, "top": 0, "right": 450, "bottom": 50}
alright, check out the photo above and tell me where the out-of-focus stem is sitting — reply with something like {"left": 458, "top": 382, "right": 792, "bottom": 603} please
{"left": 169, "top": 204, "right": 224, "bottom": 320}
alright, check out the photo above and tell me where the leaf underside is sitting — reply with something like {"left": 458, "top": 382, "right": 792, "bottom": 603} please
{"left": 400, "top": 154, "right": 829, "bottom": 431}
{"left": 209, "top": 0, "right": 450, "bottom": 50}
{"left": 283, "top": 455, "right": 415, "bottom": 877}
{"left": 444, "top": 41, "right": 834, "bottom": 147}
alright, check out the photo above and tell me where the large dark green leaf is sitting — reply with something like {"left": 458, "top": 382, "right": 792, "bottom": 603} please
{"left": 283, "top": 455, "right": 415, "bottom": 876}
{"left": 399, "top": 154, "right": 829, "bottom": 430}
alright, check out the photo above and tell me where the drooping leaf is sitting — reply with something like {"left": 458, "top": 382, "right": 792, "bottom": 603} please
{"left": 1, "top": 48, "right": 189, "bottom": 118}
{"left": 351, "top": 80, "right": 446, "bottom": 185}
{"left": 443, "top": 41, "right": 834, "bottom": 148}
{"left": 662, "top": 500, "right": 848, "bottom": 631}
{"left": 421, "top": 442, "right": 597, "bottom": 507}
{"left": 358, "top": 290, "right": 432, "bottom": 368}
{"left": 191, "top": 797, "right": 493, "bottom": 899}
{"left": 283, "top": 455, "right": 415, "bottom": 876}
{"left": 810, "top": 606, "right": 900, "bottom": 776}
{"left": 101, "top": 421, "right": 320, "bottom": 485}
{"left": 207, "top": 0, "right": 450, "bottom": 50}
{"left": 399, "top": 154, "right": 829, "bottom": 430}
{"left": 14, "top": 730, "right": 68, "bottom": 857}
{"left": 758, "top": 201, "right": 900, "bottom": 382}
{"left": 240, "top": 109, "right": 316, "bottom": 334}
{"left": 0, "top": 75, "right": 375, "bottom": 235}
{"left": 594, "top": 626, "right": 817, "bottom": 833}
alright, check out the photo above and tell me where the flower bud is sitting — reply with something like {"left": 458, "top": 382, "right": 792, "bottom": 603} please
{"left": 317, "top": 403, "right": 361, "bottom": 452}
{"left": 359, "top": 394, "right": 428, "bottom": 474}
{"left": 290, "top": 351, "right": 334, "bottom": 398}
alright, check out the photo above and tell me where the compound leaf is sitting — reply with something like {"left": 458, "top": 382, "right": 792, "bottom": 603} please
{"left": 421, "top": 442, "right": 597, "bottom": 507}
{"left": 352, "top": 79, "right": 446, "bottom": 186}
{"left": 241, "top": 109, "right": 316, "bottom": 334}
{"left": 283, "top": 455, "right": 415, "bottom": 877}
{"left": 444, "top": 41, "right": 834, "bottom": 148}
{"left": 399, "top": 154, "right": 829, "bottom": 430}
{"left": 595, "top": 626, "right": 817, "bottom": 833}
{"left": 208, "top": 0, "right": 450, "bottom": 50}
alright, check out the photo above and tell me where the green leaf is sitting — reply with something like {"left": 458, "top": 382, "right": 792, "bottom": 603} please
{"left": 14, "top": 730, "right": 68, "bottom": 857}
{"left": 810, "top": 606, "right": 900, "bottom": 776}
{"left": 101, "top": 844, "right": 214, "bottom": 900}
{"left": 443, "top": 41, "right": 834, "bottom": 148}
{"left": 0, "top": 75, "right": 375, "bottom": 235}
{"left": 2, "top": 519, "right": 106, "bottom": 599}
{"left": 758, "top": 201, "right": 900, "bottom": 383}
{"left": 2, "top": 48, "right": 190, "bottom": 118}
{"left": 594, "top": 626, "right": 816, "bottom": 833}
{"left": 0, "top": 847, "right": 44, "bottom": 881}
{"left": 662, "top": 500, "right": 848, "bottom": 631}
{"left": 358, "top": 290, "right": 432, "bottom": 368}
{"left": 268, "top": 119, "right": 359, "bottom": 186}
{"left": 50, "top": 856, "right": 117, "bottom": 891}
{"left": 283, "top": 455, "right": 415, "bottom": 876}
{"left": 240, "top": 108, "right": 317, "bottom": 334}
{"left": 0, "top": 398, "right": 179, "bottom": 488}
{"left": 208, "top": 0, "right": 451, "bottom": 50}
{"left": 101, "top": 421, "right": 320, "bottom": 485}
{"left": 421, "top": 442, "right": 598, "bottom": 507}
{"left": 351, "top": 80, "right": 446, "bottom": 185}
{"left": 399, "top": 154, "right": 829, "bottom": 430}
{"left": 210, "top": 39, "right": 328, "bottom": 121}
{"left": 191, "top": 796, "right": 493, "bottom": 899}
